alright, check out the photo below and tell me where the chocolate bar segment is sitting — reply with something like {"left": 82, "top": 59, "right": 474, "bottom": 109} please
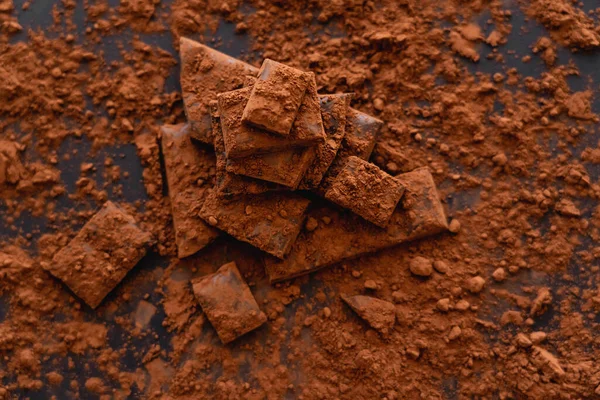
{"left": 298, "top": 93, "right": 351, "bottom": 190}
{"left": 45, "top": 201, "right": 153, "bottom": 309}
{"left": 242, "top": 59, "right": 309, "bottom": 136}
{"left": 161, "top": 123, "right": 220, "bottom": 258}
{"left": 199, "top": 190, "right": 311, "bottom": 259}
{"left": 325, "top": 156, "right": 405, "bottom": 228}
{"left": 180, "top": 37, "right": 258, "bottom": 144}
{"left": 264, "top": 167, "right": 448, "bottom": 282}
{"left": 192, "top": 262, "right": 267, "bottom": 344}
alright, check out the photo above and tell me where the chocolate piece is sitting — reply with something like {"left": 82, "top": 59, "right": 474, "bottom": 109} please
{"left": 218, "top": 86, "right": 325, "bottom": 159}
{"left": 161, "top": 123, "right": 220, "bottom": 258}
{"left": 210, "top": 102, "right": 285, "bottom": 198}
{"left": 199, "top": 190, "right": 311, "bottom": 259}
{"left": 226, "top": 147, "right": 316, "bottom": 189}
{"left": 179, "top": 37, "right": 258, "bottom": 144}
{"left": 318, "top": 108, "right": 383, "bottom": 193}
{"left": 191, "top": 262, "right": 267, "bottom": 344}
{"left": 341, "top": 294, "right": 396, "bottom": 335}
{"left": 242, "top": 59, "right": 309, "bottom": 136}
{"left": 325, "top": 156, "right": 405, "bottom": 227}
{"left": 45, "top": 201, "right": 153, "bottom": 309}
{"left": 298, "top": 93, "right": 352, "bottom": 190}
{"left": 264, "top": 167, "right": 449, "bottom": 282}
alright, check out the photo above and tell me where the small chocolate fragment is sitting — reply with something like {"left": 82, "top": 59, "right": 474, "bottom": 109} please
{"left": 180, "top": 38, "right": 258, "bottom": 144}
{"left": 318, "top": 108, "right": 383, "bottom": 193}
{"left": 218, "top": 87, "right": 324, "bottom": 159}
{"left": 264, "top": 167, "right": 448, "bottom": 282}
{"left": 341, "top": 294, "right": 396, "bottom": 335}
{"left": 210, "top": 101, "right": 285, "bottom": 198}
{"left": 161, "top": 123, "right": 220, "bottom": 258}
{"left": 199, "top": 190, "right": 311, "bottom": 259}
{"left": 298, "top": 93, "right": 351, "bottom": 190}
{"left": 45, "top": 201, "right": 152, "bottom": 309}
{"left": 191, "top": 262, "right": 267, "bottom": 344}
{"left": 242, "top": 59, "right": 309, "bottom": 136}
{"left": 325, "top": 156, "right": 405, "bottom": 227}
{"left": 226, "top": 147, "right": 316, "bottom": 189}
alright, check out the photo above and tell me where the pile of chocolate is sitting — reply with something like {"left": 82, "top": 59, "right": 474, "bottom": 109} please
{"left": 43, "top": 38, "right": 450, "bottom": 344}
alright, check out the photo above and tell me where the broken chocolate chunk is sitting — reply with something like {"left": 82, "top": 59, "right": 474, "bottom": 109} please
{"left": 191, "top": 262, "right": 267, "bottom": 344}
{"left": 264, "top": 167, "right": 448, "bottom": 282}
{"left": 218, "top": 87, "right": 324, "bottom": 159}
{"left": 210, "top": 101, "right": 285, "bottom": 198}
{"left": 341, "top": 294, "right": 396, "bottom": 335}
{"left": 45, "top": 201, "right": 153, "bottom": 309}
{"left": 198, "top": 190, "right": 311, "bottom": 259}
{"left": 325, "top": 156, "right": 405, "bottom": 227}
{"left": 161, "top": 123, "right": 220, "bottom": 258}
{"left": 180, "top": 38, "right": 258, "bottom": 144}
{"left": 242, "top": 59, "right": 310, "bottom": 136}
{"left": 298, "top": 93, "right": 352, "bottom": 190}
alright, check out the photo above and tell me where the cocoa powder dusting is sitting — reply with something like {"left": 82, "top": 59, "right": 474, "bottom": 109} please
{"left": 3, "top": 0, "right": 600, "bottom": 399}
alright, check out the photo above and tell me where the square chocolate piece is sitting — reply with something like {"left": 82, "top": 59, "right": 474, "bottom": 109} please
{"left": 218, "top": 86, "right": 325, "bottom": 159}
{"left": 264, "top": 167, "right": 449, "bottom": 283}
{"left": 45, "top": 201, "right": 153, "bottom": 309}
{"left": 180, "top": 38, "right": 258, "bottom": 144}
{"left": 210, "top": 101, "right": 285, "bottom": 198}
{"left": 161, "top": 123, "right": 220, "bottom": 258}
{"left": 226, "top": 147, "right": 316, "bottom": 190}
{"left": 298, "top": 93, "right": 352, "bottom": 190}
{"left": 199, "top": 190, "right": 311, "bottom": 259}
{"left": 325, "top": 156, "right": 405, "bottom": 227}
{"left": 191, "top": 262, "right": 266, "bottom": 344}
{"left": 242, "top": 59, "right": 310, "bottom": 136}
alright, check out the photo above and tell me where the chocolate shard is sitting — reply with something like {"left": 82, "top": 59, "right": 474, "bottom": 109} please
{"left": 242, "top": 59, "right": 310, "bottom": 136}
{"left": 191, "top": 262, "right": 267, "bottom": 344}
{"left": 179, "top": 37, "right": 258, "bottom": 144}
{"left": 318, "top": 108, "right": 383, "bottom": 193}
{"left": 161, "top": 123, "right": 220, "bottom": 258}
{"left": 298, "top": 93, "right": 352, "bottom": 190}
{"left": 218, "top": 87, "right": 324, "bottom": 159}
{"left": 264, "top": 167, "right": 449, "bottom": 282}
{"left": 210, "top": 101, "right": 285, "bottom": 198}
{"left": 199, "top": 190, "right": 311, "bottom": 259}
{"left": 325, "top": 156, "right": 405, "bottom": 228}
{"left": 341, "top": 294, "right": 396, "bottom": 335}
{"left": 45, "top": 201, "right": 153, "bottom": 309}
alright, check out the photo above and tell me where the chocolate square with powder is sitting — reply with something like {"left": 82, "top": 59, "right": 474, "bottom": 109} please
{"left": 179, "top": 38, "right": 258, "bottom": 145}
{"left": 161, "top": 123, "right": 220, "bottom": 258}
{"left": 192, "top": 262, "right": 267, "bottom": 344}
{"left": 218, "top": 86, "right": 325, "bottom": 159}
{"left": 45, "top": 201, "right": 153, "bottom": 309}
{"left": 325, "top": 156, "right": 405, "bottom": 227}
{"left": 199, "top": 190, "right": 311, "bottom": 259}
{"left": 210, "top": 101, "right": 285, "bottom": 198}
{"left": 242, "top": 59, "right": 310, "bottom": 136}
{"left": 298, "top": 93, "right": 352, "bottom": 190}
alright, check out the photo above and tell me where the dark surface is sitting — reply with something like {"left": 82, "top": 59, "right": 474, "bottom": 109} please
{"left": 2, "top": 0, "right": 600, "bottom": 398}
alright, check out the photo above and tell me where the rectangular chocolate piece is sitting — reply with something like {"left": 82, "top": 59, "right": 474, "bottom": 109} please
{"left": 318, "top": 108, "right": 383, "bottom": 193}
{"left": 218, "top": 87, "right": 324, "bottom": 159}
{"left": 210, "top": 101, "right": 285, "bottom": 198}
{"left": 325, "top": 156, "right": 405, "bottom": 227}
{"left": 45, "top": 201, "right": 153, "bottom": 309}
{"left": 161, "top": 123, "right": 220, "bottom": 258}
{"left": 298, "top": 93, "right": 351, "bottom": 190}
{"left": 226, "top": 147, "right": 316, "bottom": 189}
{"left": 242, "top": 59, "right": 309, "bottom": 136}
{"left": 199, "top": 190, "right": 311, "bottom": 259}
{"left": 264, "top": 167, "right": 448, "bottom": 283}
{"left": 179, "top": 37, "right": 258, "bottom": 144}
{"left": 191, "top": 262, "right": 267, "bottom": 344}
